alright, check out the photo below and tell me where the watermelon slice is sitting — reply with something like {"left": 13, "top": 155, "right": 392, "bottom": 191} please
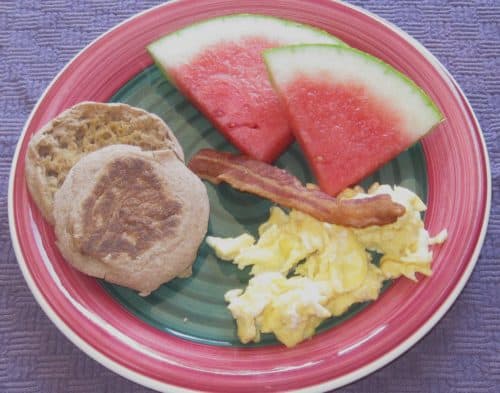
{"left": 264, "top": 44, "right": 443, "bottom": 195}
{"left": 147, "top": 14, "right": 345, "bottom": 162}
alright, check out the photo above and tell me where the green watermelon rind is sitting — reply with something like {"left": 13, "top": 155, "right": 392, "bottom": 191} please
{"left": 148, "top": 13, "right": 347, "bottom": 45}
{"left": 263, "top": 44, "right": 444, "bottom": 126}
{"left": 145, "top": 15, "right": 348, "bottom": 162}
{"left": 147, "top": 13, "right": 347, "bottom": 55}
{"left": 146, "top": 13, "right": 347, "bottom": 87}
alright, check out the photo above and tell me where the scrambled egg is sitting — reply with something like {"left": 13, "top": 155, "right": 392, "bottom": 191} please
{"left": 224, "top": 273, "right": 332, "bottom": 347}
{"left": 206, "top": 184, "right": 446, "bottom": 347}
{"left": 326, "top": 263, "right": 385, "bottom": 317}
{"left": 351, "top": 184, "right": 447, "bottom": 280}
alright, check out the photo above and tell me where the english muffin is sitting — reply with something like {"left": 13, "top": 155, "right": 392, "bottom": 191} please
{"left": 25, "top": 102, "right": 184, "bottom": 224}
{"left": 54, "top": 144, "right": 209, "bottom": 296}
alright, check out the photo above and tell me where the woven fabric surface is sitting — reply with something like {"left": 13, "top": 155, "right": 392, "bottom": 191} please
{"left": 1, "top": 1, "right": 498, "bottom": 392}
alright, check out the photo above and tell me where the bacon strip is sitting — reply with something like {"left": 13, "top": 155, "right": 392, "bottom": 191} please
{"left": 188, "top": 149, "right": 405, "bottom": 228}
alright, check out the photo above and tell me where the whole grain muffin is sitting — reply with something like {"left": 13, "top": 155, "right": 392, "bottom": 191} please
{"left": 25, "top": 102, "right": 184, "bottom": 224}
{"left": 54, "top": 144, "right": 209, "bottom": 296}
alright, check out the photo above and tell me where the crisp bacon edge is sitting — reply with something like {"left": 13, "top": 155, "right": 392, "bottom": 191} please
{"left": 188, "top": 149, "right": 405, "bottom": 228}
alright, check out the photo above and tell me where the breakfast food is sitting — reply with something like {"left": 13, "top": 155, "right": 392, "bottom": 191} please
{"left": 263, "top": 44, "right": 443, "bottom": 195}
{"left": 54, "top": 144, "right": 209, "bottom": 296}
{"left": 25, "top": 101, "right": 184, "bottom": 224}
{"left": 207, "top": 184, "right": 447, "bottom": 347}
{"left": 147, "top": 14, "right": 345, "bottom": 162}
{"left": 349, "top": 185, "right": 448, "bottom": 280}
{"left": 21, "top": 13, "right": 446, "bottom": 340}
{"left": 188, "top": 148, "right": 405, "bottom": 228}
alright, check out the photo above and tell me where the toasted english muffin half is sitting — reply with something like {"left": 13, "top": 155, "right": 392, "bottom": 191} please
{"left": 25, "top": 101, "right": 184, "bottom": 224}
{"left": 54, "top": 144, "right": 208, "bottom": 296}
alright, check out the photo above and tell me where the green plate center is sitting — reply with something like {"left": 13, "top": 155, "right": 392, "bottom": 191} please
{"left": 103, "top": 65, "right": 427, "bottom": 347}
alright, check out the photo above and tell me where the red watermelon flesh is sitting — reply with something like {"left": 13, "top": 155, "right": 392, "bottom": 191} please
{"left": 283, "top": 78, "right": 412, "bottom": 195}
{"left": 169, "top": 38, "right": 291, "bottom": 162}
{"left": 147, "top": 14, "right": 345, "bottom": 163}
{"left": 264, "top": 44, "right": 443, "bottom": 196}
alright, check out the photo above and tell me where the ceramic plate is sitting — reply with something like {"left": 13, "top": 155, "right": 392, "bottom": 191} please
{"left": 8, "top": 0, "right": 490, "bottom": 392}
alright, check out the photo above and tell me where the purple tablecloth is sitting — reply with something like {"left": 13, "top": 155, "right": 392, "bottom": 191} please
{"left": 1, "top": 1, "right": 498, "bottom": 392}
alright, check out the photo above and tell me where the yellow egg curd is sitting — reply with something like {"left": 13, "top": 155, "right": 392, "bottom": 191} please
{"left": 206, "top": 184, "right": 447, "bottom": 347}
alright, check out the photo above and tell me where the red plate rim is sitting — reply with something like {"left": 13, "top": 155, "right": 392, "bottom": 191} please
{"left": 8, "top": 1, "right": 491, "bottom": 392}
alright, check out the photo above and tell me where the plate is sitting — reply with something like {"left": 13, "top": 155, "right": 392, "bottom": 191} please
{"left": 8, "top": 0, "right": 490, "bottom": 392}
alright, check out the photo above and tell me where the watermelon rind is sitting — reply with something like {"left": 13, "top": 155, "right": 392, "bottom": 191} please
{"left": 146, "top": 14, "right": 347, "bottom": 162}
{"left": 147, "top": 14, "right": 347, "bottom": 72}
{"left": 263, "top": 44, "right": 444, "bottom": 138}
